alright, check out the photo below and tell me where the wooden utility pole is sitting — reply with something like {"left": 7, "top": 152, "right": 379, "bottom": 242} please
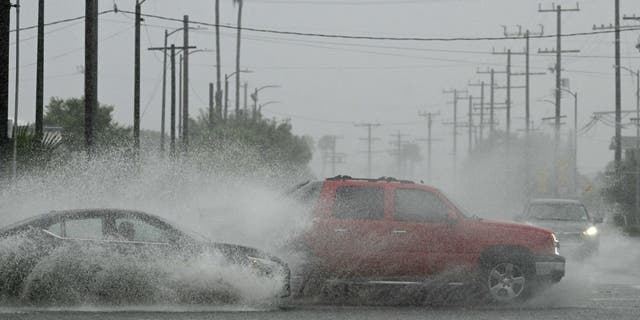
{"left": 11, "top": 0, "right": 19, "bottom": 178}
{"left": 468, "top": 81, "right": 486, "bottom": 141}
{"left": 390, "top": 131, "right": 409, "bottom": 178}
{"left": 492, "top": 49, "right": 526, "bottom": 140}
{"left": 615, "top": 0, "right": 621, "bottom": 174}
{"left": 178, "top": 54, "right": 182, "bottom": 140}
{"left": 170, "top": 44, "right": 176, "bottom": 157}
{"left": 502, "top": 25, "right": 545, "bottom": 134}
{"left": 133, "top": 0, "right": 146, "bottom": 156}
{"left": 234, "top": 0, "right": 243, "bottom": 115}
{"left": 148, "top": 44, "right": 196, "bottom": 153}
{"left": 443, "top": 88, "right": 468, "bottom": 180}
{"left": 419, "top": 111, "right": 439, "bottom": 181}
{"left": 214, "top": 0, "right": 222, "bottom": 121}
{"left": 35, "top": 0, "right": 44, "bottom": 138}
{"left": 539, "top": 3, "right": 580, "bottom": 196}
{"left": 476, "top": 68, "right": 508, "bottom": 137}
{"left": 160, "top": 30, "right": 168, "bottom": 154}
{"left": 0, "top": 1, "right": 9, "bottom": 160}
{"left": 355, "top": 122, "right": 380, "bottom": 178}
{"left": 209, "top": 82, "right": 214, "bottom": 126}
{"left": 85, "top": 0, "right": 98, "bottom": 154}
{"left": 182, "top": 15, "right": 190, "bottom": 150}
{"left": 243, "top": 82, "right": 248, "bottom": 116}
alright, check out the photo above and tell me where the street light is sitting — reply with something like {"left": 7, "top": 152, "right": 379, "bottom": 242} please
{"left": 224, "top": 69, "right": 252, "bottom": 120}
{"left": 559, "top": 87, "right": 578, "bottom": 195}
{"left": 251, "top": 85, "right": 281, "bottom": 119}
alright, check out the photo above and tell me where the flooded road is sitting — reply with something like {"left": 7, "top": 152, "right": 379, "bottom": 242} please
{"left": 2, "top": 231, "right": 639, "bottom": 320}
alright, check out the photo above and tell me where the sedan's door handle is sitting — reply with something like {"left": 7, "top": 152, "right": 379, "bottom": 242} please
{"left": 392, "top": 230, "right": 408, "bottom": 234}
{"left": 334, "top": 228, "right": 348, "bottom": 233}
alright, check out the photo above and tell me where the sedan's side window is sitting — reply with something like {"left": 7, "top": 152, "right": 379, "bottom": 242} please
{"left": 46, "top": 222, "right": 63, "bottom": 237}
{"left": 65, "top": 218, "right": 104, "bottom": 240}
{"left": 113, "top": 218, "right": 172, "bottom": 243}
{"left": 333, "top": 186, "right": 384, "bottom": 220}
{"left": 394, "top": 189, "right": 449, "bottom": 223}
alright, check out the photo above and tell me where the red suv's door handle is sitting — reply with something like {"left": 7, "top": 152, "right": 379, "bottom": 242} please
{"left": 392, "top": 230, "right": 408, "bottom": 234}
{"left": 334, "top": 228, "right": 348, "bottom": 233}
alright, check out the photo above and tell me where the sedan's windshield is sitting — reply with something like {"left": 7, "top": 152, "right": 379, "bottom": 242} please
{"left": 527, "top": 203, "right": 589, "bottom": 221}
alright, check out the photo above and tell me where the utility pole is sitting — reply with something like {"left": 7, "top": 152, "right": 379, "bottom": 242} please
{"left": 502, "top": 25, "right": 545, "bottom": 134}
{"left": 476, "top": 68, "right": 508, "bottom": 137}
{"left": 443, "top": 88, "right": 467, "bottom": 181}
{"left": 539, "top": 3, "right": 580, "bottom": 196}
{"left": 468, "top": 95, "right": 473, "bottom": 154}
{"left": 355, "top": 122, "right": 380, "bottom": 178}
{"left": 615, "top": 0, "right": 621, "bottom": 174}
{"left": 243, "top": 82, "right": 248, "bottom": 116}
{"left": 595, "top": 12, "right": 640, "bottom": 175}
{"left": 148, "top": 43, "right": 196, "bottom": 153}
{"left": 35, "top": 0, "right": 44, "bottom": 138}
{"left": 224, "top": 73, "right": 229, "bottom": 120}
{"left": 160, "top": 30, "right": 168, "bottom": 154}
{"left": 323, "top": 135, "right": 343, "bottom": 177}
{"left": 492, "top": 49, "right": 527, "bottom": 141}
{"left": 0, "top": 1, "right": 9, "bottom": 174}
{"left": 418, "top": 111, "right": 439, "bottom": 182}
{"left": 182, "top": 15, "right": 190, "bottom": 150}
{"left": 150, "top": 44, "right": 195, "bottom": 157}
{"left": 390, "top": 131, "right": 409, "bottom": 178}
{"left": 11, "top": 0, "right": 18, "bottom": 178}
{"left": 85, "top": 0, "right": 98, "bottom": 155}
{"left": 133, "top": 0, "right": 146, "bottom": 157}
{"left": 468, "top": 81, "right": 487, "bottom": 141}
{"left": 636, "top": 70, "right": 640, "bottom": 225}
{"left": 209, "top": 82, "right": 214, "bottom": 127}
{"left": 214, "top": 0, "right": 222, "bottom": 121}
{"left": 178, "top": 54, "right": 182, "bottom": 140}
{"left": 170, "top": 44, "right": 176, "bottom": 157}
{"left": 624, "top": 14, "right": 640, "bottom": 223}
{"left": 234, "top": 0, "right": 243, "bottom": 115}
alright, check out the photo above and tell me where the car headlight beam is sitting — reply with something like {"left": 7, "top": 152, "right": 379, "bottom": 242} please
{"left": 583, "top": 226, "right": 598, "bottom": 236}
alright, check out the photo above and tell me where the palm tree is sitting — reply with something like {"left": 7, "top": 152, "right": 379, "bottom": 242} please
{"left": 233, "top": 0, "right": 243, "bottom": 117}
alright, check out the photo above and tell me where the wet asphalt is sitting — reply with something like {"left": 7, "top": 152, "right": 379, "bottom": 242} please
{"left": 1, "top": 232, "right": 639, "bottom": 320}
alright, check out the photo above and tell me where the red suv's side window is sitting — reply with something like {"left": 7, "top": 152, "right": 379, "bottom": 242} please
{"left": 333, "top": 185, "right": 384, "bottom": 220}
{"left": 394, "top": 188, "right": 449, "bottom": 222}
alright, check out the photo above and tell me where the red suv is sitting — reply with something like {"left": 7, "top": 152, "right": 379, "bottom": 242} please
{"left": 290, "top": 176, "right": 565, "bottom": 303}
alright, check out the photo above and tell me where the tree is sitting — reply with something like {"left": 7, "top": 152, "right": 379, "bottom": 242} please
{"left": 189, "top": 111, "right": 313, "bottom": 177}
{"left": 43, "top": 97, "right": 131, "bottom": 150}
{"left": 601, "top": 155, "right": 639, "bottom": 226}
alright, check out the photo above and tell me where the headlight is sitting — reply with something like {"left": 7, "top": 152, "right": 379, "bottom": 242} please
{"left": 583, "top": 226, "right": 598, "bottom": 236}
{"left": 247, "top": 256, "right": 280, "bottom": 276}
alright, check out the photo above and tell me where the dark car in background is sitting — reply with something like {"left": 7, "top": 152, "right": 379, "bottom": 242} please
{"left": 519, "top": 199, "right": 602, "bottom": 259}
{"left": 0, "top": 209, "right": 290, "bottom": 304}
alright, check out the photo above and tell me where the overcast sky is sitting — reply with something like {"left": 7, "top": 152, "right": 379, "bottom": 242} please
{"left": 6, "top": 0, "right": 640, "bottom": 181}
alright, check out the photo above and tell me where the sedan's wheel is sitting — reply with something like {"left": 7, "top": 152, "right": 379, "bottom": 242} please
{"left": 487, "top": 262, "right": 527, "bottom": 303}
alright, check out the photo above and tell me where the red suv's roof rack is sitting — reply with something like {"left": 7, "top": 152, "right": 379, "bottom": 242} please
{"left": 326, "top": 175, "right": 415, "bottom": 184}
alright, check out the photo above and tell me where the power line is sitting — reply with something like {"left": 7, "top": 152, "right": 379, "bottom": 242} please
{"left": 119, "top": 10, "right": 640, "bottom": 42}
{"left": 10, "top": 9, "right": 115, "bottom": 32}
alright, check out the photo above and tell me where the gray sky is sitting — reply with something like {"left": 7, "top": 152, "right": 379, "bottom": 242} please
{"left": 6, "top": 0, "right": 640, "bottom": 182}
